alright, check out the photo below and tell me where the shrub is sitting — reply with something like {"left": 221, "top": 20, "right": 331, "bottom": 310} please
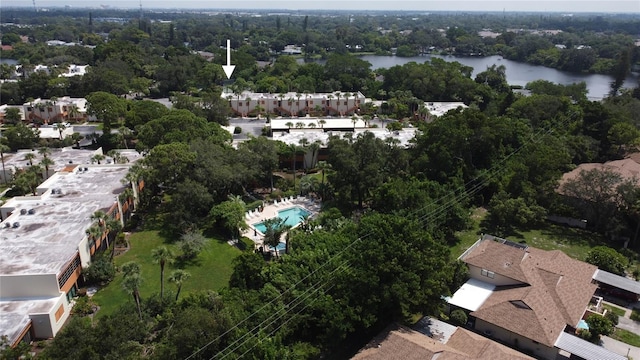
{"left": 178, "top": 231, "right": 208, "bottom": 259}
{"left": 83, "top": 253, "right": 116, "bottom": 285}
{"left": 233, "top": 126, "right": 242, "bottom": 134}
{"left": 631, "top": 308, "right": 640, "bottom": 322}
{"left": 73, "top": 296, "right": 96, "bottom": 316}
{"left": 450, "top": 309, "right": 468, "bottom": 326}
{"left": 605, "top": 310, "right": 619, "bottom": 326}
{"left": 577, "top": 328, "right": 592, "bottom": 341}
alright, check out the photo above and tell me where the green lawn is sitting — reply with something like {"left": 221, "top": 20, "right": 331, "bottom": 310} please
{"left": 610, "top": 328, "right": 640, "bottom": 347}
{"left": 452, "top": 208, "right": 608, "bottom": 261}
{"left": 91, "top": 230, "right": 243, "bottom": 318}
{"left": 603, "top": 303, "right": 627, "bottom": 317}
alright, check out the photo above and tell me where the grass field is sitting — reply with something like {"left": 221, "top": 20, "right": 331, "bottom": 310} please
{"left": 603, "top": 303, "right": 627, "bottom": 317}
{"left": 451, "top": 208, "right": 608, "bottom": 261}
{"left": 610, "top": 328, "right": 640, "bottom": 347}
{"left": 91, "top": 230, "right": 244, "bottom": 318}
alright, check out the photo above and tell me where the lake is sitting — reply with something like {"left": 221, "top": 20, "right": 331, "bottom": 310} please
{"left": 301, "top": 54, "right": 639, "bottom": 100}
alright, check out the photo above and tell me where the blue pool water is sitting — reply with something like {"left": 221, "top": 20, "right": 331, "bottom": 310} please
{"left": 253, "top": 206, "right": 310, "bottom": 234}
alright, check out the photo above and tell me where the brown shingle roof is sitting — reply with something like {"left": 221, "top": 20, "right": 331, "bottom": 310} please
{"left": 352, "top": 324, "right": 534, "bottom": 360}
{"left": 465, "top": 239, "right": 597, "bottom": 347}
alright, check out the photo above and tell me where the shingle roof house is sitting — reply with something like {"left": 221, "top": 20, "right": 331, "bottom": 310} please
{"left": 451, "top": 236, "right": 607, "bottom": 359}
{"left": 352, "top": 323, "right": 535, "bottom": 360}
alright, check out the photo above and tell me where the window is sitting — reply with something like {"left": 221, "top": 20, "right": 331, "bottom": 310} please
{"left": 58, "top": 255, "right": 81, "bottom": 289}
{"left": 344, "top": 101, "right": 347, "bottom": 105}
{"left": 481, "top": 269, "right": 495, "bottom": 279}
{"left": 273, "top": 101, "right": 277, "bottom": 105}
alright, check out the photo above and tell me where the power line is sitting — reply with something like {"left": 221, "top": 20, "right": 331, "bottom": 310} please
{"left": 187, "top": 111, "right": 580, "bottom": 359}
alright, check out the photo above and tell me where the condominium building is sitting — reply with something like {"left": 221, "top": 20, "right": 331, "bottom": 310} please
{"left": 22, "top": 97, "right": 96, "bottom": 124}
{"left": 222, "top": 91, "right": 366, "bottom": 117}
{"left": 0, "top": 164, "right": 141, "bottom": 347}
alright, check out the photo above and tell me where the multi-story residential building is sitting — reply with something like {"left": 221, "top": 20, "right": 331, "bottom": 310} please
{"left": 222, "top": 91, "right": 366, "bottom": 117}
{"left": 22, "top": 97, "right": 96, "bottom": 124}
{"left": 0, "top": 164, "right": 141, "bottom": 347}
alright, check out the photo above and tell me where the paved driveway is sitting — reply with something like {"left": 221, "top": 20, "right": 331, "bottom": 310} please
{"left": 602, "top": 336, "right": 640, "bottom": 359}
{"left": 617, "top": 316, "right": 640, "bottom": 334}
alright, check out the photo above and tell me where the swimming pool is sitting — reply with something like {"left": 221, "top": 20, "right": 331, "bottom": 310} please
{"left": 253, "top": 206, "right": 310, "bottom": 234}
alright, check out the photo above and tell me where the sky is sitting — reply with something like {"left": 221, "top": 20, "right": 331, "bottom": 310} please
{"left": 2, "top": 0, "right": 640, "bottom": 13}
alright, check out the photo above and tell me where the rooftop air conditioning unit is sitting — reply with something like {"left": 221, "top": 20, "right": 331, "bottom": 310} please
{"left": 12, "top": 222, "right": 20, "bottom": 228}
{"left": 4, "top": 223, "right": 10, "bottom": 228}
{"left": 28, "top": 209, "right": 35, "bottom": 215}
{"left": 20, "top": 209, "right": 27, "bottom": 215}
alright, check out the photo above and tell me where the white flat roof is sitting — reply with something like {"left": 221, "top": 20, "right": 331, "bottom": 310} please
{"left": 3, "top": 148, "right": 101, "bottom": 173}
{"left": 0, "top": 296, "right": 60, "bottom": 345}
{"left": 269, "top": 128, "right": 418, "bottom": 147}
{"left": 448, "top": 278, "right": 495, "bottom": 311}
{"left": 0, "top": 165, "right": 131, "bottom": 276}
{"left": 271, "top": 118, "right": 367, "bottom": 130}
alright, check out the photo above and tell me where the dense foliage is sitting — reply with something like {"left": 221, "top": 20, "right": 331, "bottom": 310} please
{"left": 1, "top": 7, "right": 640, "bottom": 360}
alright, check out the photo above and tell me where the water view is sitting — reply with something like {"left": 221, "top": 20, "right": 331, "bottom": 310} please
{"left": 301, "top": 55, "right": 639, "bottom": 100}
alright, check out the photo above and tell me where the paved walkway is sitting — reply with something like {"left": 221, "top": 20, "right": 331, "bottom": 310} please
{"left": 241, "top": 195, "right": 321, "bottom": 249}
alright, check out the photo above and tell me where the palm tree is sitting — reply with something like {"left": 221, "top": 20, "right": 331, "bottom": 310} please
{"left": 307, "top": 141, "right": 321, "bottom": 169}
{"left": 295, "top": 93, "right": 302, "bottom": 115}
{"left": 308, "top": 123, "right": 316, "bottom": 129}
{"left": 40, "top": 157, "right": 54, "bottom": 178}
{"left": 319, "top": 119, "right": 326, "bottom": 130}
{"left": 344, "top": 92, "right": 352, "bottom": 113}
{"left": 91, "top": 154, "right": 106, "bottom": 164}
{"left": 151, "top": 246, "right": 175, "bottom": 300}
{"left": 169, "top": 269, "right": 191, "bottom": 301}
{"left": 105, "top": 218, "right": 123, "bottom": 259}
{"left": 288, "top": 144, "right": 298, "bottom": 193}
{"left": 53, "top": 122, "right": 66, "bottom": 140}
{"left": 91, "top": 210, "right": 108, "bottom": 230}
{"left": 351, "top": 115, "right": 359, "bottom": 130}
{"left": 118, "top": 126, "right": 132, "bottom": 149}
{"left": 287, "top": 97, "right": 294, "bottom": 115}
{"left": 121, "top": 261, "right": 141, "bottom": 278}
{"left": 326, "top": 94, "right": 334, "bottom": 115}
{"left": 37, "top": 147, "right": 50, "bottom": 158}
{"left": 66, "top": 104, "right": 80, "bottom": 122}
{"left": 122, "top": 272, "right": 144, "bottom": 320}
{"left": 0, "top": 143, "right": 9, "bottom": 185}
{"left": 285, "top": 121, "right": 294, "bottom": 131}
{"left": 227, "top": 195, "right": 248, "bottom": 239}
{"left": 295, "top": 122, "right": 305, "bottom": 129}
{"left": 23, "top": 153, "right": 36, "bottom": 166}
{"left": 262, "top": 217, "right": 291, "bottom": 258}
{"left": 71, "top": 132, "right": 83, "bottom": 148}
{"left": 86, "top": 225, "right": 103, "bottom": 252}
{"left": 317, "top": 161, "right": 331, "bottom": 200}
{"left": 335, "top": 92, "right": 342, "bottom": 115}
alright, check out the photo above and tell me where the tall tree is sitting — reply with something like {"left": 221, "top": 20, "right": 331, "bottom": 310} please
{"left": 151, "top": 246, "right": 175, "bottom": 300}
{"left": 168, "top": 269, "right": 190, "bottom": 301}
{"left": 122, "top": 272, "right": 144, "bottom": 320}
{"left": 86, "top": 91, "right": 126, "bottom": 134}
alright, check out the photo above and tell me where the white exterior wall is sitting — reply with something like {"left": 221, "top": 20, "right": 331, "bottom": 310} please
{"left": 0, "top": 274, "right": 60, "bottom": 297}
{"left": 78, "top": 236, "right": 92, "bottom": 268}
{"left": 474, "top": 318, "right": 559, "bottom": 360}
{"left": 29, "top": 294, "right": 69, "bottom": 340}
{"left": 468, "top": 265, "right": 524, "bottom": 286}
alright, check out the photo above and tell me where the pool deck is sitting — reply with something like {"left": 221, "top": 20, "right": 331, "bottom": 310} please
{"left": 241, "top": 195, "right": 321, "bottom": 249}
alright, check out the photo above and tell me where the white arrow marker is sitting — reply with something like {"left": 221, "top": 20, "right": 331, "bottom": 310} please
{"left": 222, "top": 39, "right": 236, "bottom": 79}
